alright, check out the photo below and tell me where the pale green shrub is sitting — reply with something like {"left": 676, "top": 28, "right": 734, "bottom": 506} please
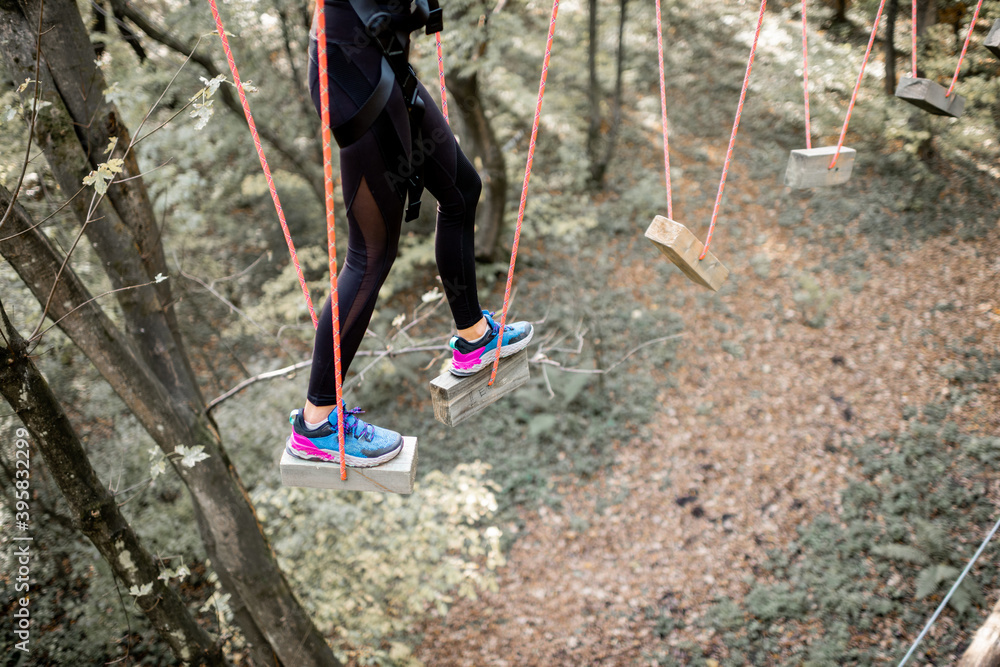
{"left": 252, "top": 462, "right": 505, "bottom": 666}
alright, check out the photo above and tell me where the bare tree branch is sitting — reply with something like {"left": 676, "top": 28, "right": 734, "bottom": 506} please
{"left": 206, "top": 359, "right": 312, "bottom": 413}
{"left": 205, "top": 311, "right": 684, "bottom": 411}
{"left": 0, "top": 185, "right": 86, "bottom": 243}
{"left": 31, "top": 275, "right": 169, "bottom": 346}
{"left": 532, "top": 333, "right": 685, "bottom": 375}
{"left": 30, "top": 190, "right": 102, "bottom": 338}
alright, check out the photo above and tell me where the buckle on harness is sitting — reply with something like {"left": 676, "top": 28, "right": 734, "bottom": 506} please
{"left": 401, "top": 67, "right": 420, "bottom": 109}
{"left": 405, "top": 174, "right": 423, "bottom": 221}
{"left": 405, "top": 200, "right": 421, "bottom": 221}
{"left": 425, "top": 7, "right": 443, "bottom": 34}
{"left": 365, "top": 12, "right": 391, "bottom": 37}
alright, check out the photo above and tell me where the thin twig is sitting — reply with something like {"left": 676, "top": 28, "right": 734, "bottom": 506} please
{"left": 28, "top": 276, "right": 168, "bottom": 348}
{"left": 112, "top": 474, "right": 153, "bottom": 500}
{"left": 206, "top": 359, "right": 313, "bottom": 413}
{"left": 176, "top": 263, "right": 273, "bottom": 339}
{"left": 532, "top": 333, "right": 685, "bottom": 375}
{"left": 541, "top": 363, "right": 555, "bottom": 399}
{"left": 210, "top": 251, "right": 268, "bottom": 285}
{"left": 29, "top": 190, "right": 103, "bottom": 339}
{"left": 112, "top": 157, "right": 175, "bottom": 184}
{"left": 115, "top": 479, "right": 154, "bottom": 508}
{"left": 544, "top": 326, "right": 587, "bottom": 355}
{"left": 420, "top": 351, "right": 446, "bottom": 372}
{"left": 396, "top": 294, "right": 447, "bottom": 338}
{"left": 343, "top": 352, "right": 389, "bottom": 393}
{"left": 108, "top": 570, "right": 133, "bottom": 664}
{"left": 0, "top": 185, "right": 86, "bottom": 243}
{"left": 122, "top": 34, "right": 209, "bottom": 159}
{"left": 128, "top": 97, "right": 198, "bottom": 150}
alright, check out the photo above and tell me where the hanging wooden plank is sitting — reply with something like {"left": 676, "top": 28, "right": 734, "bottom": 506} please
{"left": 894, "top": 76, "right": 965, "bottom": 117}
{"left": 279, "top": 436, "right": 418, "bottom": 494}
{"left": 957, "top": 592, "right": 1000, "bottom": 666}
{"left": 986, "top": 18, "right": 1000, "bottom": 59}
{"left": 429, "top": 349, "right": 530, "bottom": 426}
{"left": 644, "top": 216, "right": 730, "bottom": 292}
{"left": 784, "top": 146, "right": 856, "bottom": 189}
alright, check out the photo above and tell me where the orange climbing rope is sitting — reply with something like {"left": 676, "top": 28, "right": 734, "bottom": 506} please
{"left": 909, "top": 0, "right": 984, "bottom": 97}
{"left": 698, "top": 0, "right": 768, "bottom": 260}
{"left": 315, "top": 3, "right": 348, "bottom": 480}
{"left": 436, "top": 33, "right": 450, "bottom": 124}
{"left": 829, "top": 0, "right": 887, "bottom": 169}
{"left": 208, "top": 0, "right": 346, "bottom": 478}
{"left": 652, "top": 0, "right": 765, "bottom": 261}
{"left": 945, "top": 0, "right": 985, "bottom": 98}
{"left": 488, "top": 0, "right": 560, "bottom": 386}
{"left": 206, "top": 0, "right": 318, "bottom": 329}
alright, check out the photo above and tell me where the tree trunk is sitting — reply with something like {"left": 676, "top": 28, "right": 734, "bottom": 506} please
{"left": 0, "top": 184, "right": 338, "bottom": 666}
{"left": 885, "top": 0, "right": 898, "bottom": 94}
{"left": 587, "top": 0, "right": 627, "bottom": 190}
{"left": 915, "top": 0, "right": 936, "bottom": 37}
{"left": 191, "top": 502, "right": 279, "bottom": 667}
{"left": 0, "top": 299, "right": 229, "bottom": 667}
{"left": 446, "top": 70, "right": 507, "bottom": 261}
{"left": 0, "top": 2, "right": 342, "bottom": 663}
{"left": 11, "top": 0, "right": 203, "bottom": 409}
{"left": 834, "top": 0, "right": 848, "bottom": 24}
{"left": 959, "top": 594, "right": 1000, "bottom": 667}
{"left": 586, "top": 0, "right": 600, "bottom": 187}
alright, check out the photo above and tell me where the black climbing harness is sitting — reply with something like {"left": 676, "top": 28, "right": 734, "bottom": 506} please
{"left": 325, "top": 0, "right": 443, "bottom": 221}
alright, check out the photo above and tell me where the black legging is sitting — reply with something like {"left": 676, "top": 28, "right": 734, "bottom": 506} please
{"left": 306, "top": 3, "right": 482, "bottom": 406}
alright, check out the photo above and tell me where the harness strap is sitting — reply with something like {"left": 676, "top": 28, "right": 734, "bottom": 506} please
{"left": 345, "top": 0, "right": 431, "bottom": 221}
{"left": 332, "top": 58, "right": 396, "bottom": 147}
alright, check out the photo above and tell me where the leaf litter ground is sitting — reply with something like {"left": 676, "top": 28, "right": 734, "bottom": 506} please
{"left": 413, "top": 26, "right": 1000, "bottom": 667}
{"left": 414, "top": 160, "right": 999, "bottom": 665}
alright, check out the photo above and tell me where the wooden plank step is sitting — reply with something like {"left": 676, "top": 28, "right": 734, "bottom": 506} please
{"left": 986, "top": 18, "right": 1000, "bottom": 59}
{"left": 783, "top": 146, "right": 856, "bottom": 189}
{"left": 429, "top": 348, "right": 530, "bottom": 427}
{"left": 279, "top": 436, "right": 418, "bottom": 494}
{"left": 644, "top": 215, "right": 730, "bottom": 292}
{"left": 894, "top": 76, "right": 965, "bottom": 118}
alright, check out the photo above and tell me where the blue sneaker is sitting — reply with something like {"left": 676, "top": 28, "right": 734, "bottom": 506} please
{"left": 285, "top": 406, "right": 403, "bottom": 468}
{"left": 449, "top": 309, "right": 533, "bottom": 377}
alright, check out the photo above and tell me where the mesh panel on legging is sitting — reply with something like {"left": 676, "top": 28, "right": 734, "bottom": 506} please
{"left": 306, "top": 35, "right": 483, "bottom": 406}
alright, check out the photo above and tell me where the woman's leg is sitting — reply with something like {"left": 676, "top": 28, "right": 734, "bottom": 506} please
{"left": 303, "top": 39, "right": 410, "bottom": 421}
{"left": 411, "top": 82, "right": 484, "bottom": 330}
{"left": 288, "top": 40, "right": 409, "bottom": 465}
{"left": 414, "top": 82, "right": 534, "bottom": 374}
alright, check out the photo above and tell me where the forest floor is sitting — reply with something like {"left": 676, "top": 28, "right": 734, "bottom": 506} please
{"left": 412, "top": 127, "right": 1000, "bottom": 663}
